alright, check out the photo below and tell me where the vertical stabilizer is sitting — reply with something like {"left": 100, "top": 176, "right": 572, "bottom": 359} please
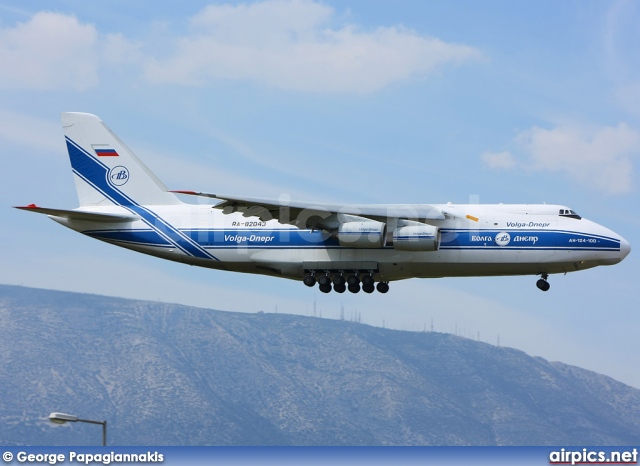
{"left": 62, "top": 112, "right": 181, "bottom": 207}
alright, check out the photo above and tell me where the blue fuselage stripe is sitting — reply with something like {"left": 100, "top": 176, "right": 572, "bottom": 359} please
{"left": 439, "top": 228, "right": 620, "bottom": 251}
{"left": 83, "top": 227, "right": 621, "bottom": 252}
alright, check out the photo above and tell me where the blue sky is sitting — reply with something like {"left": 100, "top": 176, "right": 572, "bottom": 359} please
{"left": 1, "top": 1, "right": 639, "bottom": 388}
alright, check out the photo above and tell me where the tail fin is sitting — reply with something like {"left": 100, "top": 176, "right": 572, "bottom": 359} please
{"left": 62, "top": 112, "right": 181, "bottom": 207}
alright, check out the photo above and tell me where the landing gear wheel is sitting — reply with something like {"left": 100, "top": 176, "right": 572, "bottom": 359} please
{"left": 334, "top": 283, "right": 346, "bottom": 293}
{"left": 317, "top": 274, "right": 331, "bottom": 286}
{"left": 536, "top": 279, "right": 550, "bottom": 292}
{"left": 376, "top": 282, "right": 389, "bottom": 293}
{"left": 362, "top": 283, "right": 375, "bottom": 294}
{"left": 347, "top": 275, "right": 360, "bottom": 286}
{"left": 319, "top": 283, "right": 332, "bottom": 293}
{"left": 303, "top": 275, "right": 316, "bottom": 287}
{"left": 333, "top": 275, "right": 346, "bottom": 287}
{"left": 348, "top": 283, "right": 361, "bottom": 293}
{"left": 362, "top": 275, "right": 374, "bottom": 287}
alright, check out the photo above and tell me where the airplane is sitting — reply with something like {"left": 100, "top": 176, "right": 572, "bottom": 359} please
{"left": 16, "top": 112, "right": 631, "bottom": 294}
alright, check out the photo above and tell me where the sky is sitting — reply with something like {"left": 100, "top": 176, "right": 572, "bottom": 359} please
{"left": 1, "top": 0, "right": 639, "bottom": 388}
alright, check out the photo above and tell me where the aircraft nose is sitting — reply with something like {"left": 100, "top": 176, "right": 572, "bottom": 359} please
{"left": 620, "top": 236, "right": 631, "bottom": 260}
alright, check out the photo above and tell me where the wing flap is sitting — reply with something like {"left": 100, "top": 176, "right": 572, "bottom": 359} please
{"left": 14, "top": 204, "right": 138, "bottom": 223}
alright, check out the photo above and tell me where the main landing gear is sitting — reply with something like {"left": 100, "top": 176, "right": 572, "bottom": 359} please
{"left": 303, "top": 270, "right": 389, "bottom": 294}
{"left": 536, "top": 273, "right": 550, "bottom": 292}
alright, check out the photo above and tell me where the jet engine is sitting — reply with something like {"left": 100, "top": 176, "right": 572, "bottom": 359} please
{"left": 393, "top": 224, "right": 440, "bottom": 251}
{"left": 337, "top": 221, "right": 387, "bottom": 248}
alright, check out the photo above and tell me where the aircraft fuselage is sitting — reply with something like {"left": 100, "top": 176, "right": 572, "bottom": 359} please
{"left": 18, "top": 113, "right": 630, "bottom": 294}
{"left": 53, "top": 202, "right": 629, "bottom": 283}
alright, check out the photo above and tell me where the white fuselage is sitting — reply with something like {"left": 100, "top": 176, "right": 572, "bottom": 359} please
{"left": 19, "top": 113, "right": 630, "bottom": 294}
{"left": 53, "top": 202, "right": 630, "bottom": 282}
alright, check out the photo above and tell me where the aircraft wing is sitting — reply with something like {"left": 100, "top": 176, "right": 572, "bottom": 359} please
{"left": 14, "top": 205, "right": 138, "bottom": 223}
{"left": 171, "top": 190, "right": 445, "bottom": 229}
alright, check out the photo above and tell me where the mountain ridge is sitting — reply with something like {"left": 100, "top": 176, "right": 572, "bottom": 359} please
{"left": 1, "top": 284, "right": 639, "bottom": 445}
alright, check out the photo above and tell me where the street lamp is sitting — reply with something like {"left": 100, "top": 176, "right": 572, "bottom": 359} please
{"left": 49, "top": 412, "right": 107, "bottom": 446}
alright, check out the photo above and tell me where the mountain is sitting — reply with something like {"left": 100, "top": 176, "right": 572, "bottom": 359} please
{"left": 1, "top": 284, "right": 639, "bottom": 446}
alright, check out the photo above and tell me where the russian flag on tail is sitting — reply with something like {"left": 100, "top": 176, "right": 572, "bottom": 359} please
{"left": 95, "top": 148, "right": 119, "bottom": 157}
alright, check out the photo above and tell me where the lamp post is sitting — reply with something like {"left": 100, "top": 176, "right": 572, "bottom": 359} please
{"left": 49, "top": 412, "right": 107, "bottom": 446}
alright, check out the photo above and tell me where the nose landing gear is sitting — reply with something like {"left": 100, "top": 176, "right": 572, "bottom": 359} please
{"left": 536, "top": 273, "right": 550, "bottom": 292}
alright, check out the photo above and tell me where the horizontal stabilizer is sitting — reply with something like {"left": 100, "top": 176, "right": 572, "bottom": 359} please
{"left": 14, "top": 205, "right": 138, "bottom": 223}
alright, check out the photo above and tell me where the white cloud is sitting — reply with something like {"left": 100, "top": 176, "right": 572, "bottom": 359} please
{"left": 0, "top": 3, "right": 482, "bottom": 94}
{"left": 143, "top": 0, "right": 483, "bottom": 93}
{"left": 484, "top": 123, "right": 640, "bottom": 194}
{"left": 522, "top": 124, "right": 638, "bottom": 194}
{"left": 0, "top": 109, "right": 61, "bottom": 152}
{"left": 481, "top": 150, "right": 516, "bottom": 169}
{"left": 0, "top": 12, "right": 98, "bottom": 91}
{"left": 102, "top": 33, "right": 143, "bottom": 65}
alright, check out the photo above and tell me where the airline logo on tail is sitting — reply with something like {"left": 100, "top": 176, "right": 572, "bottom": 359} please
{"left": 109, "top": 166, "right": 129, "bottom": 186}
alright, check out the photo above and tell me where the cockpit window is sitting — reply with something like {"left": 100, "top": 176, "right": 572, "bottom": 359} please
{"left": 559, "top": 209, "right": 582, "bottom": 220}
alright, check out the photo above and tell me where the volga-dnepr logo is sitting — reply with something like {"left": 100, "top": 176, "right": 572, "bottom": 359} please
{"left": 108, "top": 166, "right": 129, "bottom": 186}
{"left": 495, "top": 232, "right": 511, "bottom": 246}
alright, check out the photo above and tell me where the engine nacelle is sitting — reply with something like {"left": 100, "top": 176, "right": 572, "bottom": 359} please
{"left": 393, "top": 224, "right": 440, "bottom": 251}
{"left": 337, "top": 221, "right": 387, "bottom": 248}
